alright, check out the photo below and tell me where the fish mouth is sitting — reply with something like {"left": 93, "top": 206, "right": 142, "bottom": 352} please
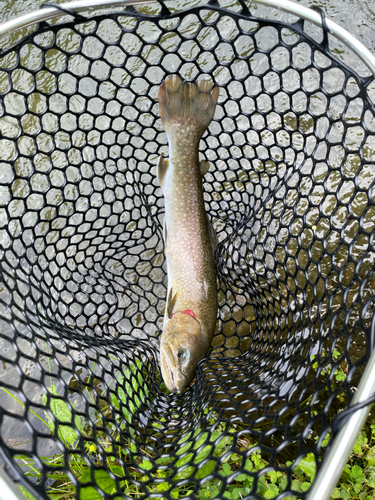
{"left": 162, "top": 344, "right": 177, "bottom": 393}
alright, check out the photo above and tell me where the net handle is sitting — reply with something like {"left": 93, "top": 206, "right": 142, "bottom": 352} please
{"left": 306, "top": 315, "right": 375, "bottom": 500}
{"left": 0, "top": 0, "right": 374, "bottom": 77}
{"left": 0, "top": 467, "right": 26, "bottom": 500}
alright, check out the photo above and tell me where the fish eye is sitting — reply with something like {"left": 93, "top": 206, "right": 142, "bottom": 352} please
{"left": 178, "top": 348, "right": 189, "bottom": 362}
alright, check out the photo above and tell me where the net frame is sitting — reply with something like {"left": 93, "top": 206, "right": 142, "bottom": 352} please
{"left": 0, "top": 1, "right": 375, "bottom": 499}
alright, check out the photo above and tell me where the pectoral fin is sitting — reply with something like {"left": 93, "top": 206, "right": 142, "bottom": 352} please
{"left": 167, "top": 287, "right": 178, "bottom": 319}
{"left": 200, "top": 160, "right": 210, "bottom": 176}
{"left": 157, "top": 156, "right": 169, "bottom": 188}
{"left": 208, "top": 218, "right": 218, "bottom": 254}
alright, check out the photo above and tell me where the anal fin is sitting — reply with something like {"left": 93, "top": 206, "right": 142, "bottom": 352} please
{"left": 200, "top": 160, "right": 210, "bottom": 176}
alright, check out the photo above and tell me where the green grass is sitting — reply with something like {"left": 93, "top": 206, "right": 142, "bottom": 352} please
{"left": 14, "top": 413, "right": 375, "bottom": 500}
{"left": 6, "top": 351, "right": 375, "bottom": 500}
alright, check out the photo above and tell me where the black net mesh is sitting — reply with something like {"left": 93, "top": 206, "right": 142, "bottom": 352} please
{"left": 0, "top": 2, "right": 375, "bottom": 499}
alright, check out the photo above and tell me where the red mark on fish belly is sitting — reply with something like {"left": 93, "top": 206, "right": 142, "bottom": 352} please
{"left": 172, "top": 309, "right": 196, "bottom": 319}
{"left": 181, "top": 309, "right": 195, "bottom": 318}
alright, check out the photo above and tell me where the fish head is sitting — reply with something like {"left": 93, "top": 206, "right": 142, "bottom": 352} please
{"left": 160, "top": 312, "right": 209, "bottom": 394}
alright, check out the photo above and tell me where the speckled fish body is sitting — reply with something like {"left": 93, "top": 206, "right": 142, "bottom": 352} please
{"left": 158, "top": 75, "right": 219, "bottom": 394}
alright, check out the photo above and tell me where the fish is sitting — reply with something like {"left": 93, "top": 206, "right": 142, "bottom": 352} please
{"left": 157, "top": 74, "right": 220, "bottom": 394}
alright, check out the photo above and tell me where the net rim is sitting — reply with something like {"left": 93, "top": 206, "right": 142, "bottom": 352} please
{"left": 0, "top": 0, "right": 375, "bottom": 76}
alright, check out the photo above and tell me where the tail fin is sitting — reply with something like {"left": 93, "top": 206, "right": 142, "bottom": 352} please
{"left": 158, "top": 75, "right": 219, "bottom": 136}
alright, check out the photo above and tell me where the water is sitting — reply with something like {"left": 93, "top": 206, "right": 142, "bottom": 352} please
{"left": 0, "top": 0, "right": 375, "bottom": 54}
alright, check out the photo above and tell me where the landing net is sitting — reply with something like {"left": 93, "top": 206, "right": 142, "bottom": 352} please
{"left": 0, "top": 1, "right": 375, "bottom": 499}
